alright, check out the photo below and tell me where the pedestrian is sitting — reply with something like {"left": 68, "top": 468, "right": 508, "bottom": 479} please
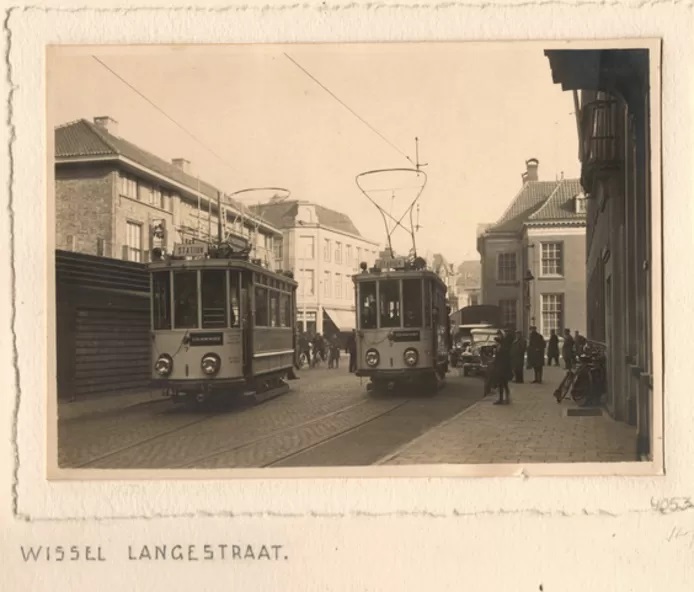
{"left": 346, "top": 329, "right": 357, "bottom": 373}
{"left": 492, "top": 333, "right": 512, "bottom": 405}
{"left": 527, "top": 325, "right": 546, "bottom": 384}
{"left": 574, "top": 330, "right": 587, "bottom": 357}
{"left": 510, "top": 330, "right": 526, "bottom": 383}
{"left": 547, "top": 329, "right": 560, "bottom": 366}
{"left": 562, "top": 328, "right": 575, "bottom": 370}
{"left": 311, "top": 333, "right": 324, "bottom": 368}
{"left": 298, "top": 332, "right": 310, "bottom": 368}
{"left": 328, "top": 335, "right": 340, "bottom": 369}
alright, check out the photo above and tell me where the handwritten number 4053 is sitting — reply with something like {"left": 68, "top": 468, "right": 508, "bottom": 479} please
{"left": 651, "top": 497, "right": 694, "bottom": 513}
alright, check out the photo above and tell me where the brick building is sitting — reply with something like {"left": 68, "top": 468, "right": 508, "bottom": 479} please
{"left": 55, "top": 117, "right": 281, "bottom": 267}
{"left": 250, "top": 198, "right": 380, "bottom": 337}
{"left": 545, "top": 48, "right": 655, "bottom": 458}
{"left": 477, "top": 159, "right": 587, "bottom": 337}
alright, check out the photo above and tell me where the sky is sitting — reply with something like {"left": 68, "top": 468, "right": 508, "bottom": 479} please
{"left": 47, "top": 43, "right": 581, "bottom": 264}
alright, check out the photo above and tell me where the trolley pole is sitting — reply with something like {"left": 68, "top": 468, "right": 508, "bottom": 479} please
{"left": 217, "top": 191, "right": 223, "bottom": 243}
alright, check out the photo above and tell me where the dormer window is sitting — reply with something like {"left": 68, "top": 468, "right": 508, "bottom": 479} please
{"left": 575, "top": 194, "right": 587, "bottom": 214}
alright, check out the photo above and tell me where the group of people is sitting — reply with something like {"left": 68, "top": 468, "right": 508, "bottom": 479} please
{"left": 488, "top": 326, "right": 587, "bottom": 406}
{"left": 297, "top": 330, "right": 359, "bottom": 372}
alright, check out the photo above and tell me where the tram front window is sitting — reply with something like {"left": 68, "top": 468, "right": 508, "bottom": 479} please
{"left": 152, "top": 271, "right": 171, "bottom": 330}
{"left": 379, "top": 280, "right": 401, "bottom": 328}
{"left": 201, "top": 270, "right": 228, "bottom": 328}
{"left": 359, "top": 282, "right": 377, "bottom": 329}
{"left": 403, "top": 279, "right": 422, "bottom": 327}
{"left": 173, "top": 271, "right": 198, "bottom": 329}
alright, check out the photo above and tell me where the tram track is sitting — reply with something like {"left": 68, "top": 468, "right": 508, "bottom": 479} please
{"left": 74, "top": 394, "right": 416, "bottom": 470}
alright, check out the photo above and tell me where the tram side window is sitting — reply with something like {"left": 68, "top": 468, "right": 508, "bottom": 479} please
{"left": 359, "top": 282, "right": 377, "bottom": 329}
{"left": 379, "top": 280, "right": 401, "bottom": 328}
{"left": 269, "top": 290, "right": 280, "bottom": 327}
{"left": 279, "top": 293, "right": 290, "bottom": 327}
{"left": 201, "top": 270, "right": 228, "bottom": 329}
{"left": 402, "top": 279, "right": 422, "bottom": 328}
{"left": 152, "top": 271, "right": 171, "bottom": 330}
{"left": 173, "top": 271, "right": 198, "bottom": 329}
{"left": 255, "top": 286, "right": 269, "bottom": 326}
{"left": 228, "top": 272, "right": 240, "bottom": 328}
{"left": 423, "top": 280, "right": 432, "bottom": 327}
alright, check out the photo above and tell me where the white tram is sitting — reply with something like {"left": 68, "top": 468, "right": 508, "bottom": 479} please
{"left": 353, "top": 256, "right": 451, "bottom": 394}
{"left": 148, "top": 239, "right": 298, "bottom": 406}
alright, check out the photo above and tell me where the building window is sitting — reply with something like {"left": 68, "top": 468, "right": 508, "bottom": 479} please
{"left": 303, "top": 269, "right": 315, "bottom": 296}
{"left": 335, "top": 242, "right": 342, "bottom": 264}
{"left": 125, "top": 221, "right": 142, "bottom": 262}
{"left": 497, "top": 252, "right": 517, "bottom": 282}
{"left": 324, "top": 271, "right": 331, "bottom": 297}
{"left": 324, "top": 239, "right": 331, "bottom": 262}
{"left": 346, "top": 245, "right": 353, "bottom": 267}
{"left": 541, "top": 242, "right": 563, "bottom": 276}
{"left": 119, "top": 173, "right": 139, "bottom": 200}
{"left": 273, "top": 238, "right": 283, "bottom": 262}
{"left": 335, "top": 273, "right": 342, "bottom": 299}
{"left": 499, "top": 299, "right": 517, "bottom": 329}
{"left": 541, "top": 293, "right": 564, "bottom": 336}
{"left": 356, "top": 247, "right": 362, "bottom": 265}
{"left": 96, "top": 238, "right": 105, "bottom": 257}
{"left": 345, "top": 276, "right": 352, "bottom": 300}
{"left": 300, "top": 235, "right": 315, "bottom": 260}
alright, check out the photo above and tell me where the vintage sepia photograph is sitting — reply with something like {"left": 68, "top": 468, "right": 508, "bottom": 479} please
{"left": 48, "top": 41, "right": 661, "bottom": 473}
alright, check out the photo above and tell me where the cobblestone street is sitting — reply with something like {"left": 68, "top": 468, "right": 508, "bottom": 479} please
{"left": 382, "top": 366, "right": 638, "bottom": 465}
{"left": 58, "top": 365, "right": 483, "bottom": 469}
{"left": 58, "top": 365, "right": 638, "bottom": 469}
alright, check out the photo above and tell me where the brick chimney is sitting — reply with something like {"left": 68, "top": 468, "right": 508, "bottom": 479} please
{"left": 93, "top": 116, "right": 118, "bottom": 136}
{"left": 525, "top": 158, "right": 539, "bottom": 182}
{"left": 172, "top": 158, "right": 191, "bottom": 174}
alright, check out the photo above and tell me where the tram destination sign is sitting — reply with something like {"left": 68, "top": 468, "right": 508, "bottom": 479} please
{"left": 391, "top": 330, "right": 421, "bottom": 342}
{"left": 188, "top": 332, "right": 224, "bottom": 346}
{"left": 375, "top": 256, "right": 407, "bottom": 270}
{"left": 174, "top": 242, "right": 209, "bottom": 257}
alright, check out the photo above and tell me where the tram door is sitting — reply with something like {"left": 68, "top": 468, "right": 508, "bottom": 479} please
{"left": 240, "top": 273, "right": 253, "bottom": 378}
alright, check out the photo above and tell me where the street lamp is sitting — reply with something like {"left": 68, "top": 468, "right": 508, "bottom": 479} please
{"left": 524, "top": 268, "right": 534, "bottom": 331}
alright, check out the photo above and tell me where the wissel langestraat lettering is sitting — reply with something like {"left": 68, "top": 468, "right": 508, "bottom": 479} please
{"left": 127, "top": 544, "right": 287, "bottom": 561}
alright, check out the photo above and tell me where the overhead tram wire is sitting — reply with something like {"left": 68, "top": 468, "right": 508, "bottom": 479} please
{"left": 91, "top": 55, "right": 242, "bottom": 178}
{"left": 283, "top": 52, "right": 416, "bottom": 168}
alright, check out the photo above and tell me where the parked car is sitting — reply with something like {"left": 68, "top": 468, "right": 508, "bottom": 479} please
{"left": 461, "top": 327, "right": 499, "bottom": 377}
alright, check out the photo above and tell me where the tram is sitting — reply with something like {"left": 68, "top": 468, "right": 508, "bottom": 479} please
{"left": 353, "top": 255, "right": 451, "bottom": 394}
{"left": 148, "top": 237, "right": 298, "bottom": 406}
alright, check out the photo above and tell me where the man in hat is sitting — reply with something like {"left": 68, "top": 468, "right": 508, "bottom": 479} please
{"left": 510, "top": 330, "right": 527, "bottom": 383}
{"left": 527, "top": 325, "right": 546, "bottom": 384}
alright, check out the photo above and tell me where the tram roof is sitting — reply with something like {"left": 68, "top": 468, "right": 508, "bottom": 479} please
{"left": 147, "top": 258, "right": 298, "bottom": 286}
{"left": 352, "top": 268, "right": 447, "bottom": 287}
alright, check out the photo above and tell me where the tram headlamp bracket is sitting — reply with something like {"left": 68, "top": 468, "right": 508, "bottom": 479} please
{"left": 154, "top": 354, "right": 173, "bottom": 377}
{"left": 404, "top": 348, "right": 419, "bottom": 367}
{"left": 365, "top": 349, "right": 380, "bottom": 368}
{"left": 201, "top": 353, "right": 221, "bottom": 376}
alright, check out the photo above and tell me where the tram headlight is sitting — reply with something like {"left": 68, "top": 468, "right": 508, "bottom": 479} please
{"left": 365, "top": 349, "right": 380, "bottom": 368}
{"left": 404, "top": 348, "right": 419, "bottom": 367}
{"left": 154, "top": 354, "right": 173, "bottom": 377}
{"left": 201, "top": 353, "right": 221, "bottom": 376}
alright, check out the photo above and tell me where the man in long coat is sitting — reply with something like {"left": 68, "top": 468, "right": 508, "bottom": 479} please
{"left": 527, "top": 326, "right": 546, "bottom": 384}
{"left": 510, "top": 330, "right": 527, "bottom": 383}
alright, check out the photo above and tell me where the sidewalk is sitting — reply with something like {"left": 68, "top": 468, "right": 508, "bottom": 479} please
{"left": 381, "top": 366, "right": 638, "bottom": 465}
{"left": 58, "top": 388, "right": 166, "bottom": 421}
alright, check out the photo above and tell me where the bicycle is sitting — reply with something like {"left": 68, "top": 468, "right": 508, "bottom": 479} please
{"left": 554, "top": 348, "right": 605, "bottom": 406}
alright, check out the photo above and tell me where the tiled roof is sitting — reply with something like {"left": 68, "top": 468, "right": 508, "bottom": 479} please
{"left": 250, "top": 200, "right": 364, "bottom": 237}
{"left": 487, "top": 180, "right": 559, "bottom": 233}
{"left": 55, "top": 119, "right": 232, "bottom": 206}
{"left": 527, "top": 179, "right": 585, "bottom": 223}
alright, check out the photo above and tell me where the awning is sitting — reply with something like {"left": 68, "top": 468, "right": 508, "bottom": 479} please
{"left": 323, "top": 308, "right": 356, "bottom": 332}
